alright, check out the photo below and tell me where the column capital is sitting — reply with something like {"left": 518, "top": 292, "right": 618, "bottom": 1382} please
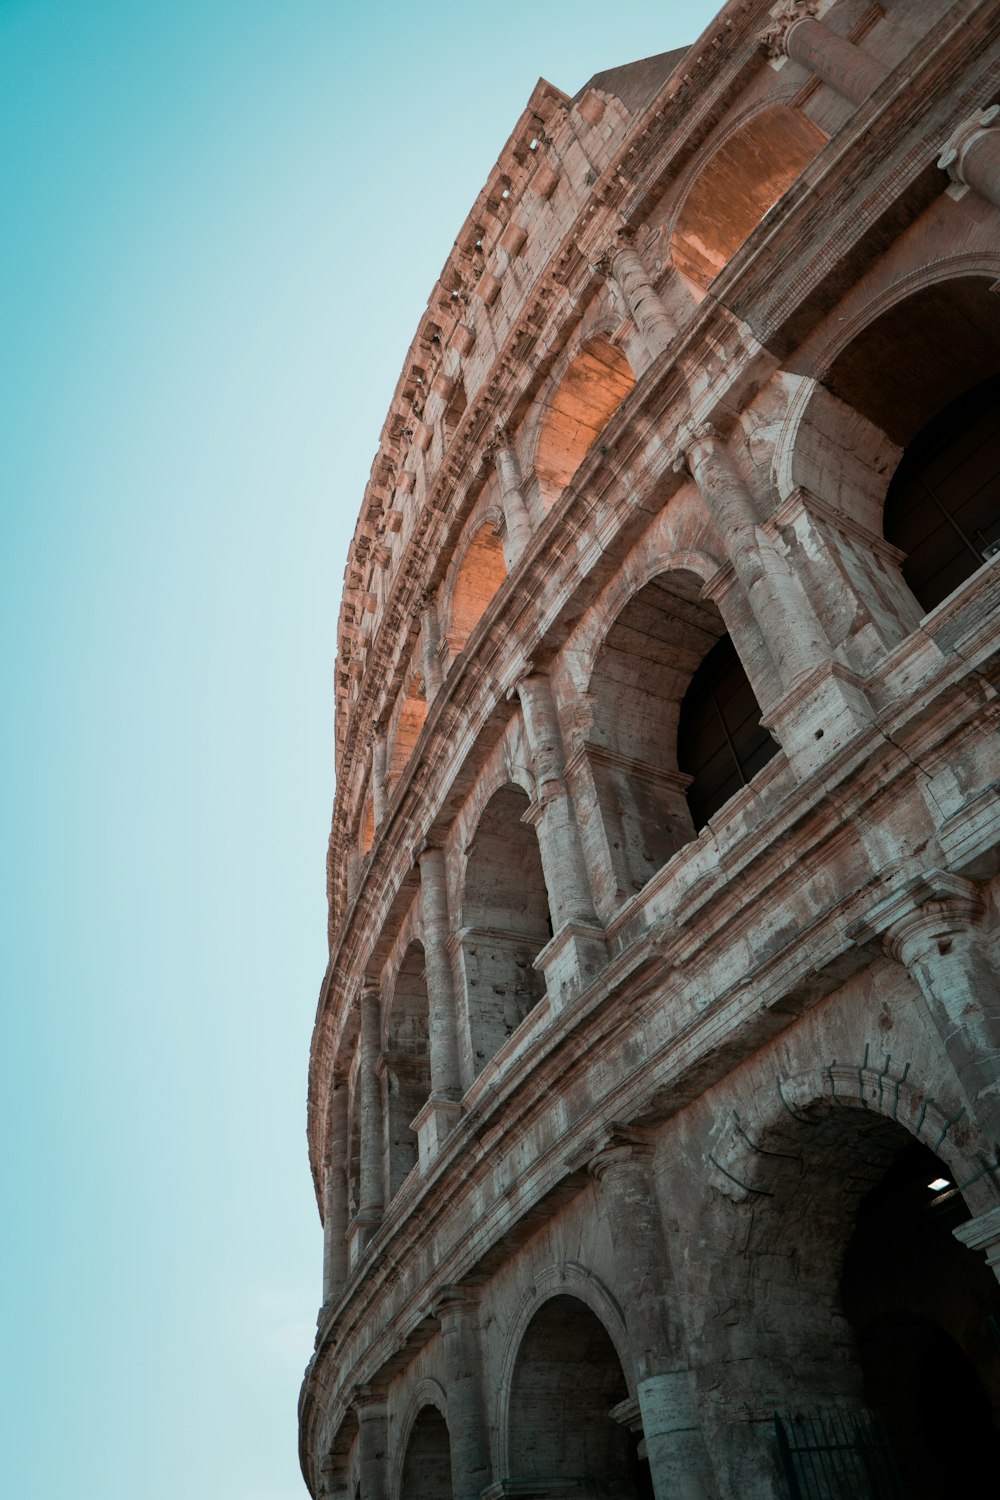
{"left": 359, "top": 979, "right": 382, "bottom": 1007}
{"left": 569, "top": 1123, "right": 656, "bottom": 1178}
{"left": 758, "top": 0, "right": 820, "bottom": 60}
{"left": 847, "top": 868, "right": 984, "bottom": 961}
{"left": 954, "top": 1205, "right": 1000, "bottom": 1273}
{"left": 351, "top": 1382, "right": 388, "bottom": 1414}
{"left": 671, "top": 420, "right": 719, "bottom": 475}
{"left": 938, "top": 104, "right": 1000, "bottom": 192}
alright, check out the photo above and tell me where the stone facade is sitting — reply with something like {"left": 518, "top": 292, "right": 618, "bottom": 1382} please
{"left": 301, "top": 2, "right": 1000, "bottom": 1494}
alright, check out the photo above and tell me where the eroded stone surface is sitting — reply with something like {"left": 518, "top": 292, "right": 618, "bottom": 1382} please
{"left": 302, "top": 2, "right": 1000, "bottom": 1494}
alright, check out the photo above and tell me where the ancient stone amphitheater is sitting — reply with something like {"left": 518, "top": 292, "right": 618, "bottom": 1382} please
{"left": 300, "top": 2, "right": 1000, "bottom": 1495}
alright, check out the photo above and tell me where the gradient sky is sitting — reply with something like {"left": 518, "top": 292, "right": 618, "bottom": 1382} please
{"left": 1, "top": 2, "right": 719, "bottom": 1495}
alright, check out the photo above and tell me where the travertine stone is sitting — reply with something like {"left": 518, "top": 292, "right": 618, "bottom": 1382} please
{"left": 761, "top": 2, "right": 888, "bottom": 104}
{"left": 302, "top": 5, "right": 1000, "bottom": 1495}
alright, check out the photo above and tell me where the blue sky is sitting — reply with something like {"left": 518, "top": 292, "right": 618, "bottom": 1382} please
{"left": 0, "top": 2, "right": 718, "bottom": 1495}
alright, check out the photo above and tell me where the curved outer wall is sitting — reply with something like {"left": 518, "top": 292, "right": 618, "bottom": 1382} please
{"left": 302, "top": 1, "right": 1000, "bottom": 1495}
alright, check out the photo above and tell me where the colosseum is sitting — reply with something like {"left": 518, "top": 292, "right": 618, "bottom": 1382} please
{"left": 299, "top": 2, "right": 1000, "bottom": 1495}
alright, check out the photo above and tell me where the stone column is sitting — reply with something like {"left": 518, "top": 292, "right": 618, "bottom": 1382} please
{"left": 515, "top": 673, "right": 598, "bottom": 929}
{"left": 760, "top": 2, "right": 888, "bottom": 105}
{"left": 420, "top": 590, "right": 444, "bottom": 704}
{"left": 883, "top": 879, "right": 1000, "bottom": 1148}
{"left": 354, "top": 1387, "right": 388, "bottom": 1500}
{"left": 939, "top": 106, "right": 1000, "bottom": 210}
{"left": 371, "top": 724, "right": 387, "bottom": 830}
{"left": 322, "top": 1079, "right": 350, "bottom": 1306}
{"left": 412, "top": 845, "right": 464, "bottom": 1158}
{"left": 489, "top": 428, "right": 534, "bottom": 568}
{"left": 675, "top": 423, "right": 827, "bottom": 693}
{"left": 587, "top": 1133, "right": 712, "bottom": 1500}
{"left": 434, "top": 1286, "right": 492, "bottom": 1500}
{"left": 356, "top": 984, "right": 384, "bottom": 1248}
{"left": 604, "top": 228, "right": 676, "bottom": 361}
{"left": 954, "top": 1206, "right": 1000, "bottom": 1289}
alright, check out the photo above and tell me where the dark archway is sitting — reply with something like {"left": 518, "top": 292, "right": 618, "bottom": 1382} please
{"left": 461, "top": 784, "right": 550, "bottom": 1074}
{"left": 399, "top": 1405, "right": 452, "bottom": 1499}
{"left": 883, "top": 374, "right": 1000, "bottom": 614}
{"left": 383, "top": 942, "right": 431, "bottom": 1199}
{"left": 677, "top": 631, "right": 780, "bottom": 831}
{"left": 841, "top": 1139, "right": 1000, "bottom": 1497}
{"left": 710, "top": 1105, "right": 1000, "bottom": 1499}
{"left": 586, "top": 570, "right": 718, "bottom": 899}
{"left": 507, "top": 1295, "right": 651, "bottom": 1495}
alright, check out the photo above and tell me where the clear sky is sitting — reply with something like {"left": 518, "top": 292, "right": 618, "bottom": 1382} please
{"left": 1, "top": 2, "right": 720, "bottom": 1496}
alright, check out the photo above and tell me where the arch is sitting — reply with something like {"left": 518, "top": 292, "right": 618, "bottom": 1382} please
{"left": 446, "top": 521, "right": 506, "bottom": 658}
{"left": 584, "top": 568, "right": 776, "bottom": 899}
{"left": 397, "top": 1403, "right": 452, "bottom": 1500}
{"left": 503, "top": 1293, "right": 647, "bottom": 1493}
{"left": 387, "top": 678, "right": 427, "bottom": 790}
{"left": 669, "top": 104, "right": 827, "bottom": 292}
{"left": 773, "top": 272, "right": 1000, "bottom": 644}
{"left": 701, "top": 1069, "right": 1000, "bottom": 1495}
{"left": 534, "top": 336, "right": 636, "bottom": 509}
{"left": 359, "top": 790, "right": 374, "bottom": 857}
{"left": 677, "top": 630, "right": 780, "bottom": 831}
{"left": 383, "top": 941, "right": 431, "bottom": 1199}
{"left": 882, "top": 372, "right": 1000, "bottom": 613}
{"left": 391, "top": 1380, "right": 450, "bottom": 1500}
{"left": 460, "top": 782, "right": 551, "bottom": 1075}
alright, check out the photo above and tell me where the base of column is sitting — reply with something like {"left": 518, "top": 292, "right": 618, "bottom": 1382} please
{"left": 534, "top": 920, "right": 608, "bottom": 1010}
{"left": 412, "top": 1093, "right": 463, "bottom": 1172}
{"left": 762, "top": 661, "right": 874, "bottom": 780}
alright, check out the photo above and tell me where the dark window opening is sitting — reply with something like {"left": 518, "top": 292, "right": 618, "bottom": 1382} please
{"left": 884, "top": 374, "right": 1000, "bottom": 613}
{"left": 677, "top": 633, "right": 779, "bottom": 831}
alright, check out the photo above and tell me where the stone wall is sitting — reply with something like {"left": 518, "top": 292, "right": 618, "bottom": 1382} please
{"left": 302, "top": 1, "right": 1000, "bottom": 1494}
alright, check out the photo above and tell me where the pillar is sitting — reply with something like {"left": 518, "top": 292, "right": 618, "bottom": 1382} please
{"left": 322, "top": 1078, "right": 350, "bottom": 1306}
{"left": 760, "top": 1, "right": 888, "bottom": 105}
{"left": 939, "top": 105, "right": 1000, "bottom": 210}
{"left": 489, "top": 428, "right": 534, "bottom": 567}
{"left": 434, "top": 1286, "right": 492, "bottom": 1500}
{"left": 371, "top": 724, "right": 387, "bottom": 829}
{"left": 884, "top": 879, "right": 1000, "bottom": 1148}
{"left": 587, "top": 1132, "right": 713, "bottom": 1500}
{"left": 515, "top": 674, "right": 597, "bottom": 928}
{"left": 954, "top": 1206, "right": 1000, "bottom": 1289}
{"left": 420, "top": 590, "right": 444, "bottom": 704}
{"left": 605, "top": 228, "right": 676, "bottom": 361}
{"left": 675, "top": 423, "right": 827, "bottom": 693}
{"left": 356, "top": 984, "right": 384, "bottom": 1247}
{"left": 354, "top": 1387, "right": 388, "bottom": 1500}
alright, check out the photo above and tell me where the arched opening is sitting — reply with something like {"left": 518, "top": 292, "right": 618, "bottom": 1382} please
{"left": 814, "top": 276, "right": 1000, "bottom": 619}
{"left": 448, "top": 523, "right": 507, "bottom": 658}
{"left": 535, "top": 337, "right": 635, "bottom": 509}
{"left": 359, "top": 792, "right": 374, "bottom": 857}
{"left": 507, "top": 1295, "right": 652, "bottom": 1495}
{"left": 586, "top": 571, "right": 718, "bottom": 901}
{"left": 670, "top": 105, "right": 827, "bottom": 292}
{"left": 677, "top": 631, "right": 780, "bottom": 831}
{"left": 711, "top": 1104, "right": 1000, "bottom": 1498}
{"left": 383, "top": 943, "right": 431, "bottom": 1199}
{"left": 841, "top": 1139, "right": 1000, "bottom": 1496}
{"left": 461, "top": 783, "right": 550, "bottom": 1075}
{"left": 399, "top": 1404, "right": 452, "bottom": 1499}
{"left": 387, "top": 681, "right": 427, "bottom": 791}
{"left": 883, "top": 374, "right": 1000, "bottom": 613}
{"left": 586, "top": 573, "right": 778, "bottom": 888}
